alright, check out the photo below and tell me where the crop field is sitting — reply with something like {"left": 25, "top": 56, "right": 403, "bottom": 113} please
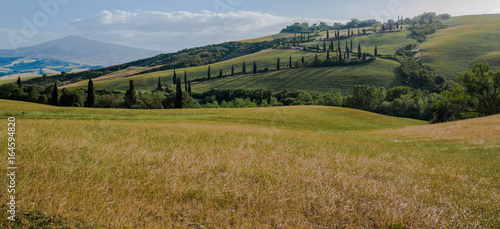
{"left": 0, "top": 99, "right": 499, "bottom": 228}
{"left": 192, "top": 58, "right": 402, "bottom": 95}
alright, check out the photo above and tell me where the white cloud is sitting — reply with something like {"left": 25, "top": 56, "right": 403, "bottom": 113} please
{"left": 494, "top": 9, "right": 500, "bottom": 13}
{"left": 66, "top": 10, "right": 344, "bottom": 52}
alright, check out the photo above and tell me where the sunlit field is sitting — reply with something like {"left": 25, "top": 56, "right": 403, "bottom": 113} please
{"left": 0, "top": 99, "right": 499, "bottom": 228}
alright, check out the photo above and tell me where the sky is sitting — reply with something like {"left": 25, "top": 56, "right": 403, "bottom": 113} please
{"left": 1, "top": 0, "right": 499, "bottom": 52}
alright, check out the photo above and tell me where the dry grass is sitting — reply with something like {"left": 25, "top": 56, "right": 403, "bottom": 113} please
{"left": 0, "top": 100, "right": 499, "bottom": 228}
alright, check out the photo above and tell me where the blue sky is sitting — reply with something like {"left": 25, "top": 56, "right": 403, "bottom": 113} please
{"left": 1, "top": 0, "right": 499, "bottom": 52}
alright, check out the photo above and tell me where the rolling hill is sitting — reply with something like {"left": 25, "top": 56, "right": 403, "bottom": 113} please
{"left": 0, "top": 35, "right": 162, "bottom": 66}
{"left": 420, "top": 14, "right": 500, "bottom": 78}
{"left": 1, "top": 99, "right": 498, "bottom": 228}
{"left": 20, "top": 14, "right": 500, "bottom": 96}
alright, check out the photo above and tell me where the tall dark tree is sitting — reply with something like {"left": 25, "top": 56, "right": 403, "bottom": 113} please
{"left": 346, "top": 42, "right": 349, "bottom": 59}
{"left": 253, "top": 61, "right": 257, "bottom": 74}
{"left": 277, "top": 58, "right": 281, "bottom": 70}
{"left": 242, "top": 62, "right": 247, "bottom": 74}
{"left": 323, "top": 40, "right": 326, "bottom": 52}
{"left": 289, "top": 56, "right": 292, "bottom": 68}
{"left": 374, "top": 45, "right": 378, "bottom": 56}
{"left": 358, "top": 43, "right": 362, "bottom": 59}
{"left": 173, "top": 69, "right": 177, "bottom": 84}
{"left": 125, "top": 80, "right": 137, "bottom": 108}
{"left": 301, "top": 56, "right": 305, "bottom": 64}
{"left": 231, "top": 65, "right": 235, "bottom": 76}
{"left": 174, "top": 78, "right": 183, "bottom": 109}
{"left": 350, "top": 40, "right": 353, "bottom": 55}
{"left": 184, "top": 71, "right": 188, "bottom": 92}
{"left": 16, "top": 76, "right": 22, "bottom": 88}
{"left": 157, "top": 77, "right": 162, "bottom": 91}
{"left": 219, "top": 69, "right": 223, "bottom": 78}
{"left": 326, "top": 30, "right": 330, "bottom": 39}
{"left": 363, "top": 52, "right": 367, "bottom": 61}
{"left": 207, "top": 65, "right": 211, "bottom": 80}
{"left": 51, "top": 83, "right": 58, "bottom": 106}
{"left": 315, "top": 53, "right": 318, "bottom": 61}
{"left": 330, "top": 40, "right": 334, "bottom": 51}
{"left": 85, "top": 78, "right": 95, "bottom": 107}
{"left": 327, "top": 50, "right": 330, "bottom": 61}
{"left": 188, "top": 81, "right": 192, "bottom": 97}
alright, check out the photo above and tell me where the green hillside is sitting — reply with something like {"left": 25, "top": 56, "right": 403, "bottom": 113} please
{"left": 420, "top": 14, "right": 500, "bottom": 78}
{"left": 66, "top": 49, "right": 402, "bottom": 95}
{"left": 192, "top": 58, "right": 401, "bottom": 95}
{"left": 1, "top": 99, "right": 499, "bottom": 228}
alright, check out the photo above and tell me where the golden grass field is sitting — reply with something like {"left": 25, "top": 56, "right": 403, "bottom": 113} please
{"left": 0, "top": 99, "right": 499, "bottom": 228}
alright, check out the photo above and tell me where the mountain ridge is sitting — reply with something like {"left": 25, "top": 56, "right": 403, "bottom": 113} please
{"left": 0, "top": 35, "right": 162, "bottom": 66}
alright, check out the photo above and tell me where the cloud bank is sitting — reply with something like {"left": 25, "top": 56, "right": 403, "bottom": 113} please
{"left": 66, "top": 10, "right": 343, "bottom": 52}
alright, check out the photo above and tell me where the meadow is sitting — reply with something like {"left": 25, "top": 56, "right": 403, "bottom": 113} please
{"left": 0, "top": 99, "right": 499, "bottom": 228}
{"left": 420, "top": 14, "right": 500, "bottom": 78}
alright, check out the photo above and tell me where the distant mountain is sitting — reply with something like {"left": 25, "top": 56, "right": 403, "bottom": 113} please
{"left": 0, "top": 35, "right": 162, "bottom": 66}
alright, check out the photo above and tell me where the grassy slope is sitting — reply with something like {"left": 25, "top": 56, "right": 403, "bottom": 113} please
{"left": 302, "top": 30, "right": 416, "bottom": 56}
{"left": 0, "top": 99, "right": 499, "bottom": 228}
{"left": 420, "top": 14, "right": 500, "bottom": 78}
{"left": 69, "top": 49, "right": 402, "bottom": 95}
{"left": 192, "top": 58, "right": 402, "bottom": 95}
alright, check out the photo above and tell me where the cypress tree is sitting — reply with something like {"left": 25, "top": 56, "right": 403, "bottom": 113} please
{"left": 173, "top": 69, "right": 177, "bottom": 84}
{"left": 277, "top": 58, "right": 280, "bottom": 70}
{"left": 219, "top": 69, "right": 223, "bottom": 78}
{"left": 125, "top": 80, "right": 137, "bottom": 108}
{"left": 185, "top": 71, "right": 188, "bottom": 92}
{"left": 253, "top": 61, "right": 257, "bottom": 74}
{"left": 327, "top": 50, "right": 330, "bottom": 61}
{"left": 175, "top": 78, "right": 183, "bottom": 109}
{"left": 363, "top": 52, "right": 367, "bottom": 61}
{"left": 242, "top": 62, "right": 246, "bottom": 74}
{"left": 188, "top": 81, "right": 192, "bottom": 97}
{"left": 231, "top": 65, "right": 235, "bottom": 76}
{"left": 374, "top": 45, "right": 378, "bottom": 56}
{"left": 157, "top": 77, "right": 162, "bottom": 91}
{"left": 358, "top": 28, "right": 360, "bottom": 35}
{"left": 86, "top": 78, "right": 95, "bottom": 107}
{"left": 350, "top": 40, "right": 353, "bottom": 55}
{"left": 51, "top": 83, "right": 58, "bottom": 106}
{"left": 323, "top": 40, "right": 326, "bottom": 52}
{"left": 327, "top": 30, "right": 329, "bottom": 39}
{"left": 330, "top": 40, "right": 334, "bottom": 51}
{"left": 289, "top": 56, "right": 292, "bottom": 68}
{"left": 301, "top": 56, "right": 305, "bottom": 64}
{"left": 315, "top": 53, "right": 318, "bottom": 61}
{"left": 16, "top": 76, "right": 22, "bottom": 88}
{"left": 358, "top": 43, "right": 362, "bottom": 59}
{"left": 207, "top": 65, "right": 211, "bottom": 80}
